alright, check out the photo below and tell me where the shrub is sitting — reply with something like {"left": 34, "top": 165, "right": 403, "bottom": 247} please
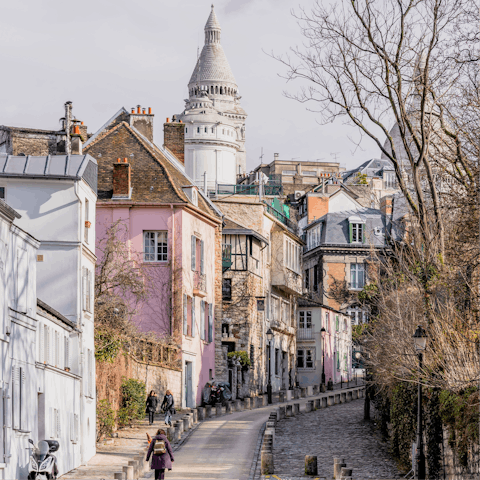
{"left": 227, "top": 350, "right": 251, "bottom": 367}
{"left": 96, "top": 399, "right": 115, "bottom": 441}
{"left": 120, "top": 377, "right": 146, "bottom": 425}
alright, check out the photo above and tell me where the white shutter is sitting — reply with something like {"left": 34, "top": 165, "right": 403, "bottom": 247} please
{"left": 191, "top": 235, "right": 196, "bottom": 270}
{"left": 16, "top": 248, "right": 28, "bottom": 313}
{"left": 55, "top": 331, "right": 59, "bottom": 367}
{"left": 200, "top": 240, "right": 204, "bottom": 274}
{"left": 88, "top": 349, "right": 93, "bottom": 398}
{"left": 46, "top": 326, "right": 50, "bottom": 365}
{"left": 87, "top": 269, "right": 92, "bottom": 313}
{"left": 183, "top": 294, "right": 187, "bottom": 335}
{"left": 44, "top": 325, "right": 48, "bottom": 364}
{"left": 56, "top": 409, "right": 61, "bottom": 438}
{"left": 82, "top": 268, "right": 87, "bottom": 311}
{"left": 51, "top": 408, "right": 56, "bottom": 438}
{"left": 20, "top": 367, "right": 26, "bottom": 431}
{"left": 12, "top": 366, "right": 20, "bottom": 430}
{"left": 3, "top": 386, "right": 11, "bottom": 463}
{"left": 65, "top": 336, "right": 70, "bottom": 370}
{"left": 74, "top": 414, "right": 79, "bottom": 443}
{"left": 191, "top": 299, "right": 196, "bottom": 337}
{"left": 39, "top": 323, "right": 44, "bottom": 363}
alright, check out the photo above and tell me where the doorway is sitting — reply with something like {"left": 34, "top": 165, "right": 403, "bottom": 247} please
{"left": 184, "top": 361, "right": 193, "bottom": 408}
{"left": 282, "top": 352, "right": 287, "bottom": 390}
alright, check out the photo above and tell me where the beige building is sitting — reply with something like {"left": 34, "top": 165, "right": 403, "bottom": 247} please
{"left": 214, "top": 197, "right": 303, "bottom": 397}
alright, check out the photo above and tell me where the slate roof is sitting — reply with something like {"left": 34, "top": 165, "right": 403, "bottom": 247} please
{"left": 305, "top": 207, "right": 392, "bottom": 247}
{"left": 37, "top": 298, "right": 78, "bottom": 330}
{"left": 342, "top": 158, "right": 394, "bottom": 182}
{"left": 205, "top": 5, "right": 221, "bottom": 30}
{"left": 0, "top": 154, "right": 98, "bottom": 193}
{"left": 83, "top": 111, "right": 222, "bottom": 220}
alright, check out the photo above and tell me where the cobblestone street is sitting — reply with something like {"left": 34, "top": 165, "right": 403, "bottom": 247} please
{"left": 271, "top": 400, "right": 401, "bottom": 479}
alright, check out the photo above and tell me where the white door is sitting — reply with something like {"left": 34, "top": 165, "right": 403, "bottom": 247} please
{"left": 185, "top": 362, "right": 193, "bottom": 408}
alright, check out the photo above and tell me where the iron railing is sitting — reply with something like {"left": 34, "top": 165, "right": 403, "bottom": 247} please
{"left": 216, "top": 184, "right": 283, "bottom": 196}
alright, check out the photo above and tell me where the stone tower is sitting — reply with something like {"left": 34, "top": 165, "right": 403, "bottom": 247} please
{"left": 176, "top": 5, "right": 247, "bottom": 191}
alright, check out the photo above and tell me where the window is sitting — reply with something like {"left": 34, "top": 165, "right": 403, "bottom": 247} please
{"left": 0, "top": 186, "right": 5, "bottom": 199}
{"left": 64, "top": 335, "right": 70, "bottom": 370}
{"left": 200, "top": 301, "right": 205, "bottom": 340}
{"left": 197, "top": 127, "right": 200, "bottom": 133}
{"left": 208, "top": 304, "right": 214, "bottom": 343}
{"left": 313, "top": 265, "right": 318, "bottom": 292}
{"left": 275, "top": 348, "right": 280, "bottom": 376}
{"left": 282, "top": 170, "right": 296, "bottom": 175}
{"left": 82, "top": 268, "right": 93, "bottom": 313}
{"left": 348, "top": 216, "right": 365, "bottom": 243}
{"left": 183, "top": 294, "right": 188, "bottom": 335}
{"left": 347, "top": 306, "right": 368, "bottom": 325}
{"left": 307, "top": 224, "right": 322, "bottom": 251}
{"left": 335, "top": 315, "right": 339, "bottom": 332}
{"left": 191, "top": 297, "right": 196, "bottom": 337}
{"left": 350, "top": 263, "right": 366, "bottom": 289}
{"left": 185, "top": 127, "right": 188, "bottom": 133}
{"left": 185, "top": 296, "right": 193, "bottom": 336}
{"left": 384, "top": 172, "right": 397, "bottom": 189}
{"left": 304, "top": 269, "right": 310, "bottom": 291}
{"left": 144, "top": 231, "right": 168, "bottom": 262}
{"left": 297, "top": 347, "right": 315, "bottom": 369}
{"left": 16, "top": 247, "right": 28, "bottom": 313}
{"left": 285, "top": 238, "right": 300, "bottom": 273}
{"left": 205, "top": 127, "right": 208, "bottom": 133}
{"left": 250, "top": 344, "right": 254, "bottom": 368}
{"left": 222, "top": 278, "right": 232, "bottom": 301}
{"left": 84, "top": 199, "right": 89, "bottom": 244}
{"left": 12, "top": 365, "right": 28, "bottom": 431}
{"left": 303, "top": 171, "right": 317, "bottom": 176}
{"left": 211, "top": 127, "right": 215, "bottom": 134}
{"left": 191, "top": 235, "right": 204, "bottom": 271}
{"left": 299, "top": 311, "right": 312, "bottom": 329}
{"left": 281, "top": 301, "right": 289, "bottom": 324}
{"left": 325, "top": 312, "right": 330, "bottom": 332}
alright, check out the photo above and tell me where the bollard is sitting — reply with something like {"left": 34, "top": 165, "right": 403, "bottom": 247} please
{"left": 294, "top": 388, "right": 300, "bottom": 399}
{"left": 327, "top": 395, "right": 335, "bottom": 406}
{"left": 244, "top": 397, "right": 251, "bottom": 409}
{"left": 142, "top": 447, "right": 149, "bottom": 473}
{"left": 216, "top": 403, "right": 223, "bottom": 416}
{"left": 279, "top": 391, "right": 285, "bottom": 403}
{"left": 340, "top": 467, "right": 353, "bottom": 479}
{"left": 128, "top": 460, "right": 138, "bottom": 479}
{"left": 192, "top": 409, "right": 198, "bottom": 423}
{"left": 175, "top": 419, "right": 184, "bottom": 435}
{"left": 173, "top": 421, "right": 182, "bottom": 442}
{"left": 313, "top": 385, "right": 319, "bottom": 395}
{"left": 197, "top": 406, "right": 206, "bottom": 421}
{"left": 346, "top": 391, "right": 353, "bottom": 402}
{"left": 286, "top": 390, "right": 293, "bottom": 401}
{"left": 114, "top": 472, "right": 123, "bottom": 480}
{"left": 134, "top": 455, "right": 144, "bottom": 475}
{"left": 305, "top": 455, "right": 318, "bottom": 475}
{"left": 352, "top": 389, "right": 358, "bottom": 400}
{"left": 261, "top": 450, "right": 274, "bottom": 474}
{"left": 263, "top": 395, "right": 268, "bottom": 406}
{"left": 321, "top": 396, "right": 328, "bottom": 408}
{"left": 307, "top": 385, "right": 314, "bottom": 396}
{"left": 226, "top": 402, "right": 233, "bottom": 414}
{"left": 293, "top": 403, "right": 300, "bottom": 415}
{"left": 359, "top": 388, "right": 365, "bottom": 398}
{"left": 182, "top": 416, "right": 190, "bottom": 431}
{"left": 235, "top": 399, "right": 243, "bottom": 411}
{"left": 300, "top": 387, "right": 307, "bottom": 398}
{"left": 205, "top": 405, "right": 213, "bottom": 417}
{"left": 188, "top": 413, "right": 194, "bottom": 428}
{"left": 123, "top": 465, "right": 134, "bottom": 480}
{"left": 314, "top": 398, "right": 321, "bottom": 409}
{"left": 278, "top": 405, "right": 286, "bottom": 419}
{"left": 340, "top": 392, "right": 346, "bottom": 403}
{"left": 333, "top": 458, "right": 346, "bottom": 479}
{"left": 320, "top": 383, "right": 326, "bottom": 393}
{"left": 335, "top": 393, "right": 341, "bottom": 404}
{"left": 306, "top": 400, "right": 314, "bottom": 413}
{"left": 285, "top": 404, "right": 293, "bottom": 417}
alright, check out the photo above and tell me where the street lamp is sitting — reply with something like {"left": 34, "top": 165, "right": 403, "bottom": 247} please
{"left": 266, "top": 328, "right": 274, "bottom": 404}
{"left": 413, "top": 325, "right": 427, "bottom": 480}
{"left": 321, "top": 327, "right": 326, "bottom": 390}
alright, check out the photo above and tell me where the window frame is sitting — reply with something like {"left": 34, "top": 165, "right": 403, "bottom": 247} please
{"left": 350, "top": 263, "right": 366, "bottom": 290}
{"left": 297, "top": 347, "right": 315, "bottom": 370}
{"left": 143, "top": 231, "right": 168, "bottom": 263}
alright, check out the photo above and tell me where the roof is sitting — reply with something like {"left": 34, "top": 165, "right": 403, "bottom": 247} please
{"left": 297, "top": 297, "right": 346, "bottom": 315}
{"left": 37, "top": 298, "right": 78, "bottom": 330}
{"left": 0, "top": 154, "right": 98, "bottom": 193}
{"left": 83, "top": 111, "right": 222, "bottom": 219}
{"left": 0, "top": 198, "right": 21, "bottom": 221}
{"left": 342, "top": 158, "right": 394, "bottom": 182}
{"left": 0, "top": 125, "right": 63, "bottom": 136}
{"left": 189, "top": 8, "right": 237, "bottom": 86}
{"left": 223, "top": 216, "right": 269, "bottom": 244}
{"left": 304, "top": 207, "right": 392, "bottom": 247}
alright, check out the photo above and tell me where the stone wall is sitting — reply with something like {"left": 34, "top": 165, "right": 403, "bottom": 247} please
{"left": 96, "top": 351, "right": 182, "bottom": 415}
{"left": 442, "top": 427, "right": 480, "bottom": 480}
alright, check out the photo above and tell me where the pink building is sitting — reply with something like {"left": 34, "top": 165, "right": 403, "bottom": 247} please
{"left": 85, "top": 107, "right": 222, "bottom": 407}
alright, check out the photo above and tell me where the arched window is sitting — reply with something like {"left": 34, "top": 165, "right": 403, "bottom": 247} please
{"left": 186, "top": 127, "right": 188, "bottom": 133}
{"left": 205, "top": 127, "right": 207, "bottom": 133}
{"left": 197, "top": 127, "right": 200, "bottom": 133}
{"left": 220, "top": 87, "right": 223, "bottom": 94}
{"left": 211, "top": 127, "right": 214, "bottom": 133}
{"left": 215, "top": 86, "right": 218, "bottom": 94}
{"left": 222, "top": 129, "right": 225, "bottom": 134}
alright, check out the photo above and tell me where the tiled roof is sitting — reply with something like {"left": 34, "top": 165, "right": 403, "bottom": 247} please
{"left": 205, "top": 5, "right": 221, "bottom": 30}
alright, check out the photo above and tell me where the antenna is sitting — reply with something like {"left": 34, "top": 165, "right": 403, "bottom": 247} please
{"left": 259, "top": 147, "right": 264, "bottom": 163}
{"left": 330, "top": 152, "right": 340, "bottom": 161}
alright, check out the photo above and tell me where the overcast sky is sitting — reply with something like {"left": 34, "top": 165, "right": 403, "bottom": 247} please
{"left": 0, "top": 0, "right": 381, "bottom": 171}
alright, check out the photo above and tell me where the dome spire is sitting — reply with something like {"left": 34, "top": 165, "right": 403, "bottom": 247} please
{"left": 205, "top": 4, "right": 221, "bottom": 44}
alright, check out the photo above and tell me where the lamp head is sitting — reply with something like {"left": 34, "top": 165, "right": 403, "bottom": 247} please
{"left": 355, "top": 351, "right": 361, "bottom": 359}
{"left": 266, "top": 328, "right": 274, "bottom": 343}
{"left": 320, "top": 327, "right": 326, "bottom": 336}
{"left": 413, "top": 325, "right": 427, "bottom": 351}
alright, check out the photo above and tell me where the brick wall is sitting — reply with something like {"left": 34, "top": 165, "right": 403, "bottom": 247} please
{"left": 307, "top": 196, "right": 329, "bottom": 223}
{"left": 164, "top": 122, "right": 185, "bottom": 164}
{"left": 112, "top": 161, "right": 131, "bottom": 196}
{"left": 323, "top": 262, "right": 346, "bottom": 310}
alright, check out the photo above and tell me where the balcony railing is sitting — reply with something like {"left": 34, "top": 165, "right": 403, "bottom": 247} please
{"left": 193, "top": 272, "right": 207, "bottom": 297}
{"left": 217, "top": 184, "right": 283, "bottom": 196}
{"left": 263, "top": 202, "right": 297, "bottom": 232}
{"left": 297, "top": 327, "right": 314, "bottom": 340}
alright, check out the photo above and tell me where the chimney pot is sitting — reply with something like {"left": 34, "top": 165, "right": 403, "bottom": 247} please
{"left": 179, "top": 120, "right": 183, "bottom": 123}
{"left": 148, "top": 107, "right": 152, "bottom": 114}
{"left": 166, "top": 117, "right": 170, "bottom": 123}
{"left": 117, "top": 158, "right": 121, "bottom": 162}
{"left": 137, "top": 105, "right": 141, "bottom": 114}
{"left": 142, "top": 108, "right": 146, "bottom": 114}
{"left": 131, "top": 108, "right": 135, "bottom": 114}
{"left": 123, "top": 157, "right": 128, "bottom": 163}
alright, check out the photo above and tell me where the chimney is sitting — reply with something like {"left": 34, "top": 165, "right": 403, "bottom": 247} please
{"left": 163, "top": 117, "right": 185, "bottom": 164}
{"left": 113, "top": 158, "right": 131, "bottom": 198}
{"left": 128, "top": 105, "right": 154, "bottom": 142}
{"left": 274, "top": 153, "right": 279, "bottom": 161}
{"left": 70, "top": 120, "right": 84, "bottom": 155}
{"left": 380, "top": 195, "right": 393, "bottom": 216}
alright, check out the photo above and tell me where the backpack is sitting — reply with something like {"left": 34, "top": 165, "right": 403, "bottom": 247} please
{"left": 153, "top": 439, "right": 166, "bottom": 456}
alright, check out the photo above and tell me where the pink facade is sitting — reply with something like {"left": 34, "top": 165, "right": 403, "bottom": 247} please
{"left": 96, "top": 204, "right": 218, "bottom": 407}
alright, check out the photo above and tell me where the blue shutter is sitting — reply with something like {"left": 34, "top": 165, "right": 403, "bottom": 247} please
{"left": 200, "top": 301, "right": 205, "bottom": 340}
{"left": 208, "top": 305, "right": 213, "bottom": 343}
{"left": 200, "top": 240, "right": 205, "bottom": 275}
{"left": 191, "top": 235, "right": 196, "bottom": 270}
{"left": 183, "top": 294, "right": 187, "bottom": 335}
{"left": 191, "top": 298, "right": 196, "bottom": 337}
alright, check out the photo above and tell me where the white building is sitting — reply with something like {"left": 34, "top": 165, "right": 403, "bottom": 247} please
{"left": 176, "top": 5, "right": 247, "bottom": 190}
{"left": 0, "top": 154, "right": 97, "bottom": 477}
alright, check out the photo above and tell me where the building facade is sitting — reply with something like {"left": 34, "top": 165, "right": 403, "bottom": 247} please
{"left": 174, "top": 6, "right": 247, "bottom": 190}
{"left": 215, "top": 197, "right": 303, "bottom": 397}
{"left": 0, "top": 154, "right": 98, "bottom": 468}
{"left": 84, "top": 107, "right": 223, "bottom": 408}
{"left": 296, "top": 298, "right": 352, "bottom": 386}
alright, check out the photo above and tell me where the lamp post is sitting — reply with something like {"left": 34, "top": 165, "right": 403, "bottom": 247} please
{"left": 266, "top": 328, "right": 274, "bottom": 404}
{"left": 413, "top": 325, "right": 427, "bottom": 480}
{"left": 321, "top": 327, "right": 326, "bottom": 389}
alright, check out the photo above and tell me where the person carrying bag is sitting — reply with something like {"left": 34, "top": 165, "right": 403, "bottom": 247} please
{"left": 145, "top": 390, "right": 159, "bottom": 425}
{"left": 145, "top": 428, "right": 174, "bottom": 480}
{"left": 161, "top": 390, "right": 175, "bottom": 427}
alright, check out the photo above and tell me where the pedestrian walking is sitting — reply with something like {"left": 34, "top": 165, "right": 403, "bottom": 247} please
{"left": 146, "top": 390, "right": 159, "bottom": 425}
{"left": 161, "top": 390, "right": 175, "bottom": 427}
{"left": 145, "top": 428, "right": 174, "bottom": 480}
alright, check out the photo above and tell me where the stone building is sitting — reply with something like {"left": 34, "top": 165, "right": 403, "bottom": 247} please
{"left": 214, "top": 197, "right": 303, "bottom": 397}
{"left": 173, "top": 5, "right": 247, "bottom": 190}
{"left": 302, "top": 207, "right": 391, "bottom": 325}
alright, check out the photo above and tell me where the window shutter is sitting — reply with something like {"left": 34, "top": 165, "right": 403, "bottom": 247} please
{"left": 349, "top": 223, "right": 353, "bottom": 243}
{"left": 208, "top": 305, "right": 213, "bottom": 343}
{"left": 74, "top": 413, "right": 79, "bottom": 443}
{"left": 55, "top": 331, "right": 59, "bottom": 367}
{"left": 191, "top": 299, "right": 196, "bottom": 337}
{"left": 20, "top": 367, "right": 27, "bottom": 431}
{"left": 191, "top": 236, "right": 196, "bottom": 270}
{"left": 200, "top": 240, "right": 204, "bottom": 274}
{"left": 39, "top": 324, "right": 44, "bottom": 364}
{"left": 65, "top": 336, "right": 70, "bottom": 370}
{"left": 51, "top": 408, "right": 56, "bottom": 438}
{"left": 87, "top": 270, "right": 92, "bottom": 312}
{"left": 362, "top": 224, "right": 366, "bottom": 244}
{"left": 46, "top": 326, "right": 50, "bottom": 365}
{"left": 16, "top": 248, "right": 28, "bottom": 313}
{"left": 70, "top": 413, "right": 75, "bottom": 442}
{"left": 88, "top": 349, "right": 93, "bottom": 397}
{"left": 56, "top": 409, "right": 61, "bottom": 438}
{"left": 82, "top": 267, "right": 87, "bottom": 310}
{"left": 12, "top": 366, "right": 20, "bottom": 430}
{"left": 200, "top": 301, "right": 205, "bottom": 340}
{"left": 183, "top": 294, "right": 188, "bottom": 335}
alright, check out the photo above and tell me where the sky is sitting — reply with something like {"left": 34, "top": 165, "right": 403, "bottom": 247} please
{"left": 0, "top": 0, "right": 381, "bottom": 172}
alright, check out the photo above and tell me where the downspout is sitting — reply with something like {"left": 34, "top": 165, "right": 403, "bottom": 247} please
{"left": 170, "top": 205, "right": 175, "bottom": 337}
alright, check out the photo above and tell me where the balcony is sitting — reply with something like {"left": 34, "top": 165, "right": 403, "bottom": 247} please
{"left": 193, "top": 272, "right": 207, "bottom": 297}
{"left": 297, "top": 327, "right": 314, "bottom": 341}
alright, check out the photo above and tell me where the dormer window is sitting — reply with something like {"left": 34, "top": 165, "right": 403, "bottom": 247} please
{"left": 348, "top": 215, "right": 366, "bottom": 243}
{"left": 183, "top": 186, "right": 198, "bottom": 207}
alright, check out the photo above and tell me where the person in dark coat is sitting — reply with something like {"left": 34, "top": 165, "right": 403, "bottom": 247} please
{"left": 160, "top": 390, "right": 175, "bottom": 427}
{"left": 146, "top": 390, "right": 158, "bottom": 425}
{"left": 146, "top": 428, "right": 174, "bottom": 480}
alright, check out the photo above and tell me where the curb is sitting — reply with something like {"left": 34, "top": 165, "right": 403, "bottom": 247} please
{"left": 249, "top": 421, "right": 266, "bottom": 480}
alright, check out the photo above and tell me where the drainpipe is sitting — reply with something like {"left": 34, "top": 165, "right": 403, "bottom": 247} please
{"left": 170, "top": 205, "right": 175, "bottom": 337}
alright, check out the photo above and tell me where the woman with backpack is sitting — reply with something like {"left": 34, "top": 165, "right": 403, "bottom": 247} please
{"left": 145, "top": 390, "right": 158, "bottom": 425}
{"left": 160, "top": 390, "right": 175, "bottom": 427}
{"left": 145, "top": 428, "right": 174, "bottom": 480}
